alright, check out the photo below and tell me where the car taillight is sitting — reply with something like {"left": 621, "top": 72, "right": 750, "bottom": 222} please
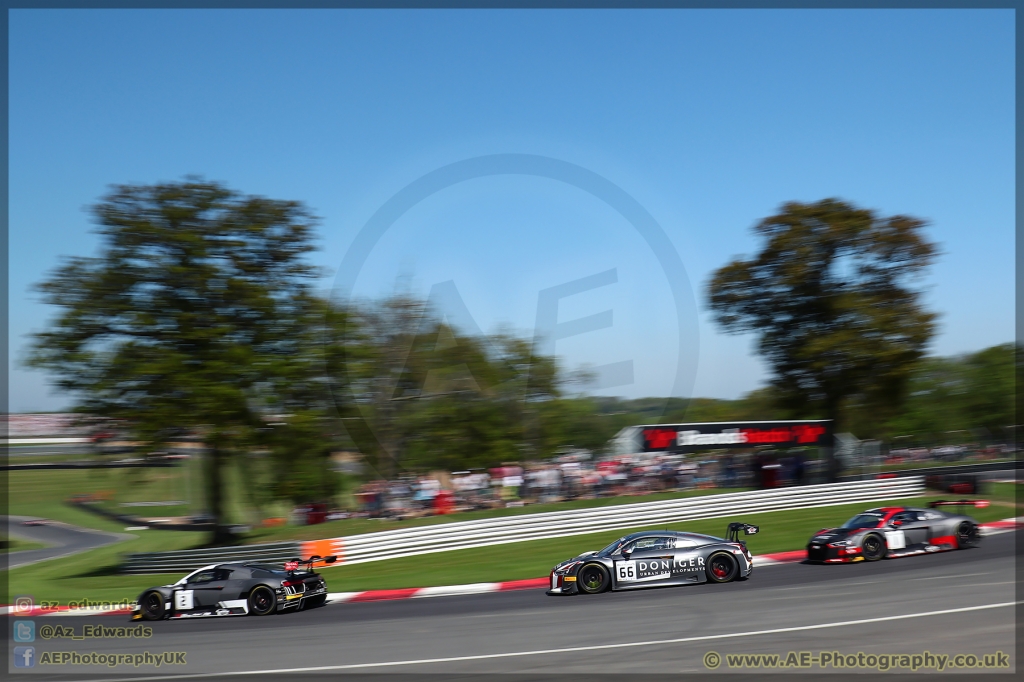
{"left": 282, "top": 580, "right": 306, "bottom": 594}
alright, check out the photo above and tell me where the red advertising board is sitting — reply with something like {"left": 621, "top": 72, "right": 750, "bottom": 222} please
{"left": 640, "top": 420, "right": 832, "bottom": 453}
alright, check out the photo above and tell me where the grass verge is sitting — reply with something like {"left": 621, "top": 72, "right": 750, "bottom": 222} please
{"left": 8, "top": 469, "right": 193, "bottom": 534}
{"left": 4, "top": 537, "right": 50, "bottom": 553}
{"left": 5, "top": 530, "right": 204, "bottom": 605}
{"left": 985, "top": 481, "right": 1021, "bottom": 509}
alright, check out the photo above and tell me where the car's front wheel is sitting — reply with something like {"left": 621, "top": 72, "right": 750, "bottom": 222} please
{"left": 248, "top": 586, "right": 277, "bottom": 616}
{"left": 862, "top": 534, "right": 886, "bottom": 561}
{"left": 956, "top": 521, "right": 980, "bottom": 549}
{"left": 139, "top": 591, "right": 166, "bottom": 621}
{"left": 577, "top": 564, "right": 610, "bottom": 594}
{"left": 706, "top": 553, "right": 738, "bottom": 583}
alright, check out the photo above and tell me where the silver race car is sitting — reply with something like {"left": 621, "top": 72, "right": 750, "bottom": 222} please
{"left": 548, "top": 522, "right": 758, "bottom": 595}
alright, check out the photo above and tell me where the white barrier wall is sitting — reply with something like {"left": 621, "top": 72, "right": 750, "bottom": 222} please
{"left": 301, "top": 477, "right": 924, "bottom": 566}
{"left": 126, "top": 478, "right": 924, "bottom": 573}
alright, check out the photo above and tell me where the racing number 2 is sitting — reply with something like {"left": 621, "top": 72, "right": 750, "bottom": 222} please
{"left": 174, "top": 590, "right": 194, "bottom": 611}
{"left": 884, "top": 530, "right": 906, "bottom": 550}
{"left": 617, "top": 561, "right": 637, "bottom": 581}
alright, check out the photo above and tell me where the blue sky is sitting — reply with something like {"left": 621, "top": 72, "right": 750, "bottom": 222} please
{"left": 8, "top": 9, "right": 1015, "bottom": 413}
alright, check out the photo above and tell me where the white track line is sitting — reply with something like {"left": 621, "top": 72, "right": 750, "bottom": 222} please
{"left": 86, "top": 600, "right": 1019, "bottom": 682}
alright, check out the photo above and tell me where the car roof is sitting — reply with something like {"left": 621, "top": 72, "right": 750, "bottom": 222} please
{"left": 186, "top": 564, "right": 218, "bottom": 574}
{"left": 862, "top": 507, "right": 905, "bottom": 516}
{"left": 621, "top": 530, "right": 722, "bottom": 542}
{"left": 235, "top": 562, "right": 286, "bottom": 571}
{"left": 621, "top": 530, "right": 676, "bottom": 540}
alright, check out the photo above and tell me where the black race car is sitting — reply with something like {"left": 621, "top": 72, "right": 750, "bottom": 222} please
{"left": 132, "top": 556, "right": 335, "bottom": 620}
{"left": 806, "top": 500, "right": 987, "bottom": 563}
{"left": 547, "top": 522, "right": 759, "bottom": 595}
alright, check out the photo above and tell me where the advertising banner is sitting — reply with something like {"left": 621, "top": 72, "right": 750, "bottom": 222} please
{"left": 640, "top": 420, "right": 833, "bottom": 454}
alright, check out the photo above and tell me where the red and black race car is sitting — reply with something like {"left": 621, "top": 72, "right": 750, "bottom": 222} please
{"left": 806, "top": 500, "right": 987, "bottom": 563}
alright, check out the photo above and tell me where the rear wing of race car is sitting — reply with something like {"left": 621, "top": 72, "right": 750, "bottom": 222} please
{"left": 284, "top": 555, "right": 338, "bottom": 572}
{"left": 929, "top": 499, "right": 990, "bottom": 511}
{"left": 726, "top": 522, "right": 759, "bottom": 543}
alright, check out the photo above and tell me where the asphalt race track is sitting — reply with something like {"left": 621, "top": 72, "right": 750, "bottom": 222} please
{"left": 17, "top": 530, "right": 1017, "bottom": 680}
{"left": 5, "top": 516, "right": 129, "bottom": 570}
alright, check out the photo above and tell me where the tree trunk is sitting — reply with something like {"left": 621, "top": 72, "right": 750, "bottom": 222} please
{"left": 206, "top": 442, "right": 233, "bottom": 545}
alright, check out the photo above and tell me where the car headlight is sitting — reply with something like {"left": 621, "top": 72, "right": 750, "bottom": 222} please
{"left": 555, "top": 561, "right": 581, "bottom": 574}
{"left": 827, "top": 540, "right": 853, "bottom": 547}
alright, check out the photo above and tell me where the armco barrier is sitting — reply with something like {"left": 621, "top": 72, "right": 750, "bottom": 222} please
{"left": 123, "top": 477, "right": 923, "bottom": 574}
{"left": 300, "top": 477, "right": 924, "bottom": 565}
{"left": 122, "top": 542, "right": 300, "bottom": 574}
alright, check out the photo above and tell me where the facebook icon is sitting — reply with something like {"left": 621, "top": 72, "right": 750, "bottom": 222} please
{"left": 13, "top": 646, "right": 35, "bottom": 668}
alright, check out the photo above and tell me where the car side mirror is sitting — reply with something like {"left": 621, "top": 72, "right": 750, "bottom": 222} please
{"left": 622, "top": 550, "right": 631, "bottom": 559}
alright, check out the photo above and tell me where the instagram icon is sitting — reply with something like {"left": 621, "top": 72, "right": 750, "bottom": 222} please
{"left": 14, "top": 596, "right": 34, "bottom": 615}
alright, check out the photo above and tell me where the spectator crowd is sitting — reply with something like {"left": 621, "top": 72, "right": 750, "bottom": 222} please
{"left": 349, "top": 449, "right": 829, "bottom": 521}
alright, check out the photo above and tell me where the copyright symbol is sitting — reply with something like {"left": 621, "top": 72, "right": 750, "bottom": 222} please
{"left": 704, "top": 651, "right": 721, "bottom": 669}
{"left": 39, "top": 624, "right": 54, "bottom": 639}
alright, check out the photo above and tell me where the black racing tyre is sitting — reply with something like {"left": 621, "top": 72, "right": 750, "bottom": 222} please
{"left": 862, "top": 534, "right": 886, "bottom": 561}
{"left": 956, "top": 521, "right": 980, "bottom": 549}
{"left": 139, "top": 591, "right": 166, "bottom": 621}
{"left": 248, "top": 586, "right": 277, "bottom": 616}
{"left": 578, "top": 563, "right": 610, "bottom": 594}
{"left": 305, "top": 594, "right": 328, "bottom": 609}
{"left": 706, "top": 552, "right": 739, "bottom": 583}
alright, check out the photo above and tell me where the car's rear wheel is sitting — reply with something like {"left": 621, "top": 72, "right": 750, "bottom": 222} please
{"left": 956, "top": 521, "right": 979, "bottom": 548}
{"left": 862, "top": 534, "right": 886, "bottom": 561}
{"left": 706, "top": 552, "right": 738, "bottom": 583}
{"left": 248, "top": 586, "right": 277, "bottom": 616}
{"left": 139, "top": 591, "right": 165, "bottom": 621}
{"left": 578, "top": 564, "right": 610, "bottom": 594}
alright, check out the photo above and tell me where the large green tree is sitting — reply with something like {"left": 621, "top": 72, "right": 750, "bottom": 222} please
{"left": 327, "top": 296, "right": 566, "bottom": 475}
{"left": 707, "top": 198, "right": 938, "bottom": 441}
{"left": 28, "top": 179, "right": 326, "bottom": 542}
{"left": 868, "top": 343, "right": 1016, "bottom": 442}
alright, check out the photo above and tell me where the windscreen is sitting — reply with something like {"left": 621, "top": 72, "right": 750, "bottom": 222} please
{"left": 597, "top": 538, "right": 626, "bottom": 556}
{"left": 840, "top": 513, "right": 883, "bottom": 530}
